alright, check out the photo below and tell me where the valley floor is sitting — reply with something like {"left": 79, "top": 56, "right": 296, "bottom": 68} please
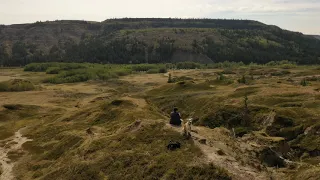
{"left": 0, "top": 66, "right": 320, "bottom": 179}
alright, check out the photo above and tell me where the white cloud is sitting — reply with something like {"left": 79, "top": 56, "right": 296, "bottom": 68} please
{"left": 194, "top": 0, "right": 320, "bottom": 13}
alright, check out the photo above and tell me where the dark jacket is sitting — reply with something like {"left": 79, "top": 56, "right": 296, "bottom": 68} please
{"left": 170, "top": 111, "right": 181, "bottom": 126}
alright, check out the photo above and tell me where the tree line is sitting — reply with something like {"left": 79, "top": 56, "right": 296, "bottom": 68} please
{"left": 0, "top": 36, "right": 176, "bottom": 66}
{"left": 1, "top": 23, "right": 320, "bottom": 66}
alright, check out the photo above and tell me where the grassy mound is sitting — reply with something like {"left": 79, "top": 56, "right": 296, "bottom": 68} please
{"left": 0, "top": 79, "right": 35, "bottom": 92}
{"left": 0, "top": 104, "right": 41, "bottom": 140}
{"left": 38, "top": 122, "right": 231, "bottom": 180}
{"left": 15, "top": 98, "right": 231, "bottom": 180}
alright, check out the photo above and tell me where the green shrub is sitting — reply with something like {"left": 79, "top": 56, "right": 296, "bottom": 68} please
{"left": 37, "top": 63, "right": 135, "bottom": 83}
{"left": 300, "top": 79, "right": 308, "bottom": 86}
{"left": 43, "top": 70, "right": 93, "bottom": 84}
{"left": 237, "top": 75, "right": 247, "bottom": 84}
{"left": 24, "top": 63, "right": 57, "bottom": 72}
{"left": 132, "top": 64, "right": 158, "bottom": 72}
{"left": 176, "top": 62, "right": 201, "bottom": 69}
{"left": 96, "top": 72, "right": 118, "bottom": 81}
{"left": 43, "top": 77, "right": 61, "bottom": 84}
{"left": 278, "top": 125, "right": 304, "bottom": 141}
{"left": 201, "top": 114, "right": 225, "bottom": 128}
{"left": 46, "top": 67, "right": 61, "bottom": 74}
{"left": 42, "top": 65, "right": 135, "bottom": 84}
{"left": 58, "top": 63, "right": 86, "bottom": 70}
{"left": 234, "top": 127, "right": 251, "bottom": 137}
{"left": 159, "top": 68, "right": 167, "bottom": 73}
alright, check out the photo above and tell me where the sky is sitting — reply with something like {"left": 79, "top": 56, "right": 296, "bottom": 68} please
{"left": 0, "top": 0, "right": 319, "bottom": 34}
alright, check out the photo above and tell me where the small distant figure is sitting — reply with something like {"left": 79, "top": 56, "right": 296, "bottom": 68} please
{"left": 170, "top": 107, "right": 182, "bottom": 126}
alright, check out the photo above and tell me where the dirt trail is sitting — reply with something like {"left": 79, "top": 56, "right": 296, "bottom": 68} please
{"left": 0, "top": 127, "right": 32, "bottom": 180}
{"left": 166, "top": 124, "right": 270, "bottom": 180}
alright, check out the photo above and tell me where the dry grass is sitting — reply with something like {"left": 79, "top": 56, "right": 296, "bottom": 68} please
{"left": 12, "top": 99, "right": 231, "bottom": 180}
{"left": 1, "top": 65, "right": 320, "bottom": 179}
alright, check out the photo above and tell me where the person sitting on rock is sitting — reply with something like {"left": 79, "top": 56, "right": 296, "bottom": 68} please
{"left": 170, "top": 107, "right": 182, "bottom": 126}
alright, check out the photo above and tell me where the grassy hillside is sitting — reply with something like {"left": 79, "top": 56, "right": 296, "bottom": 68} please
{"left": 1, "top": 18, "right": 320, "bottom": 66}
{"left": 1, "top": 63, "right": 320, "bottom": 179}
{"left": 0, "top": 20, "right": 101, "bottom": 52}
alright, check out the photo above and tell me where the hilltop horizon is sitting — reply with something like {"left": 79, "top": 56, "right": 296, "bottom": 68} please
{"left": 0, "top": 17, "right": 319, "bottom": 35}
{"left": 1, "top": 18, "right": 319, "bottom": 67}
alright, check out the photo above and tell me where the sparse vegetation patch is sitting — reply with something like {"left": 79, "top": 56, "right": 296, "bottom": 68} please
{"left": 0, "top": 79, "right": 35, "bottom": 92}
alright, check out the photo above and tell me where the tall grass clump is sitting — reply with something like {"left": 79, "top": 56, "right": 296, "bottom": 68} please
{"left": 300, "top": 78, "right": 308, "bottom": 86}
{"left": 43, "top": 69, "right": 94, "bottom": 84}
{"left": 24, "top": 63, "right": 58, "bottom": 72}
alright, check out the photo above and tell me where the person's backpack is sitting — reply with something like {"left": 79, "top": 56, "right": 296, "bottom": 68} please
{"left": 170, "top": 112, "right": 181, "bottom": 125}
